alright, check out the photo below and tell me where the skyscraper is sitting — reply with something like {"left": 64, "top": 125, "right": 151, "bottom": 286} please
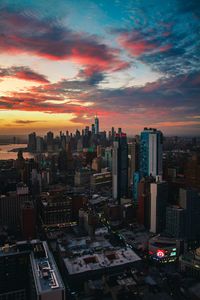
{"left": 150, "top": 179, "right": 168, "bottom": 233}
{"left": 47, "top": 131, "right": 54, "bottom": 152}
{"left": 28, "top": 132, "right": 36, "bottom": 152}
{"left": 165, "top": 205, "right": 186, "bottom": 238}
{"left": 128, "top": 139, "right": 139, "bottom": 187}
{"left": 179, "top": 188, "right": 200, "bottom": 240}
{"left": 112, "top": 133, "right": 128, "bottom": 202}
{"left": 94, "top": 116, "right": 99, "bottom": 134}
{"left": 140, "top": 128, "right": 163, "bottom": 178}
{"left": 91, "top": 123, "right": 95, "bottom": 135}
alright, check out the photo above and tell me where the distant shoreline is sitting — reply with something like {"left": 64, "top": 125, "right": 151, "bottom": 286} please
{"left": 8, "top": 147, "right": 28, "bottom": 153}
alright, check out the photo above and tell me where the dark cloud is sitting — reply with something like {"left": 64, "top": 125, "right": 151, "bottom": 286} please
{"left": 0, "top": 71, "right": 199, "bottom": 128}
{"left": 0, "top": 66, "right": 49, "bottom": 83}
{"left": 14, "top": 120, "right": 45, "bottom": 124}
{"left": 0, "top": 8, "right": 129, "bottom": 75}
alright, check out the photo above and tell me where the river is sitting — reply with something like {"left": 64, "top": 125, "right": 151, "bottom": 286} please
{"left": 0, "top": 144, "right": 34, "bottom": 160}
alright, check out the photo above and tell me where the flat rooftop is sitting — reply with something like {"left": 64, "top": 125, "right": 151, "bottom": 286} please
{"left": 64, "top": 247, "right": 141, "bottom": 275}
{"left": 30, "top": 241, "right": 64, "bottom": 293}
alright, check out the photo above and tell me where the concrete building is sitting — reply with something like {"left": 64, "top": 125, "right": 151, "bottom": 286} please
{"left": 165, "top": 205, "right": 186, "bottom": 238}
{"left": 94, "top": 116, "right": 99, "bottom": 135}
{"left": 90, "top": 171, "right": 112, "bottom": 189}
{"left": 74, "top": 168, "right": 92, "bottom": 187}
{"left": 179, "top": 188, "right": 200, "bottom": 240}
{"left": 180, "top": 247, "right": 200, "bottom": 279}
{"left": 38, "top": 188, "right": 73, "bottom": 227}
{"left": 150, "top": 179, "right": 168, "bottom": 234}
{"left": 29, "top": 241, "right": 65, "bottom": 300}
{"left": 0, "top": 193, "right": 21, "bottom": 228}
{"left": 0, "top": 240, "right": 65, "bottom": 300}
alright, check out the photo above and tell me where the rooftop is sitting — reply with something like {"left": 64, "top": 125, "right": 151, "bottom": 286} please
{"left": 0, "top": 240, "right": 64, "bottom": 294}
{"left": 64, "top": 248, "right": 141, "bottom": 275}
{"left": 30, "top": 241, "right": 64, "bottom": 293}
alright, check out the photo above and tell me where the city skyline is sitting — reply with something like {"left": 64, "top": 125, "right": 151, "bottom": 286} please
{"left": 0, "top": 0, "right": 200, "bottom": 136}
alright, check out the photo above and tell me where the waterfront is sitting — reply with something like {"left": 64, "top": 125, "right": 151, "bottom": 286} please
{"left": 0, "top": 144, "right": 34, "bottom": 160}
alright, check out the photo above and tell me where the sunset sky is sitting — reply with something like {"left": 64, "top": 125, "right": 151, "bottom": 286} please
{"left": 0, "top": 0, "right": 200, "bottom": 135}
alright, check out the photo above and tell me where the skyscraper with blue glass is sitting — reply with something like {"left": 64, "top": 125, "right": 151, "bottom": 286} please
{"left": 139, "top": 128, "right": 163, "bottom": 178}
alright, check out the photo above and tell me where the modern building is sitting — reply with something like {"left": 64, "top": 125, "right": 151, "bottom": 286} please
{"left": 165, "top": 205, "right": 186, "bottom": 238}
{"left": 94, "top": 116, "right": 99, "bottom": 135}
{"left": 28, "top": 132, "right": 36, "bottom": 152}
{"left": 133, "top": 171, "right": 140, "bottom": 205}
{"left": 103, "top": 147, "right": 112, "bottom": 170}
{"left": 148, "top": 235, "right": 181, "bottom": 263}
{"left": 36, "top": 136, "right": 44, "bottom": 153}
{"left": 150, "top": 179, "right": 168, "bottom": 234}
{"left": 128, "top": 139, "right": 139, "bottom": 187}
{"left": 139, "top": 128, "right": 163, "bottom": 178}
{"left": 46, "top": 131, "right": 54, "bottom": 152}
{"left": 0, "top": 187, "right": 28, "bottom": 229}
{"left": 179, "top": 188, "right": 200, "bottom": 240}
{"left": 0, "top": 240, "right": 65, "bottom": 300}
{"left": 137, "top": 176, "right": 154, "bottom": 229}
{"left": 112, "top": 133, "right": 128, "bottom": 202}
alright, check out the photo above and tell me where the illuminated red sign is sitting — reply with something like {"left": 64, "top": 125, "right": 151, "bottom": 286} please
{"left": 156, "top": 249, "right": 165, "bottom": 258}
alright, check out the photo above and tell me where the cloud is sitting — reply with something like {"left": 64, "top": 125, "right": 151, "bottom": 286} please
{"left": 118, "top": 30, "right": 172, "bottom": 56}
{"left": 0, "top": 71, "right": 199, "bottom": 132}
{"left": 0, "top": 8, "right": 129, "bottom": 76}
{"left": 114, "top": 1, "right": 200, "bottom": 77}
{"left": 14, "top": 120, "right": 45, "bottom": 124}
{"left": 0, "top": 66, "right": 49, "bottom": 83}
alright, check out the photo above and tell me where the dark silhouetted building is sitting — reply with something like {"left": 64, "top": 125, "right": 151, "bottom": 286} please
{"left": 112, "top": 133, "right": 128, "bottom": 202}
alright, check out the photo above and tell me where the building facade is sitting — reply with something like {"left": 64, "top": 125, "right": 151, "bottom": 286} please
{"left": 112, "top": 133, "right": 128, "bottom": 202}
{"left": 140, "top": 128, "right": 163, "bottom": 178}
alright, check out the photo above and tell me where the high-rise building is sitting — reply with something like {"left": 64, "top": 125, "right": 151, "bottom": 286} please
{"left": 150, "top": 178, "right": 168, "bottom": 233}
{"left": 128, "top": 139, "right": 139, "bottom": 187}
{"left": 94, "top": 116, "right": 99, "bottom": 134}
{"left": 112, "top": 133, "right": 128, "bottom": 202}
{"left": 47, "top": 131, "right": 54, "bottom": 152}
{"left": 91, "top": 123, "right": 95, "bottom": 135}
{"left": 38, "top": 188, "right": 73, "bottom": 227}
{"left": 0, "top": 193, "right": 21, "bottom": 229}
{"left": 36, "top": 136, "right": 44, "bottom": 153}
{"left": 185, "top": 154, "right": 200, "bottom": 190}
{"left": 140, "top": 128, "right": 163, "bottom": 178}
{"left": 103, "top": 147, "right": 113, "bottom": 170}
{"left": 28, "top": 132, "right": 36, "bottom": 152}
{"left": 21, "top": 201, "right": 36, "bottom": 240}
{"left": 179, "top": 188, "right": 200, "bottom": 240}
{"left": 0, "top": 240, "right": 65, "bottom": 300}
{"left": 165, "top": 205, "right": 186, "bottom": 238}
{"left": 137, "top": 176, "right": 154, "bottom": 229}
